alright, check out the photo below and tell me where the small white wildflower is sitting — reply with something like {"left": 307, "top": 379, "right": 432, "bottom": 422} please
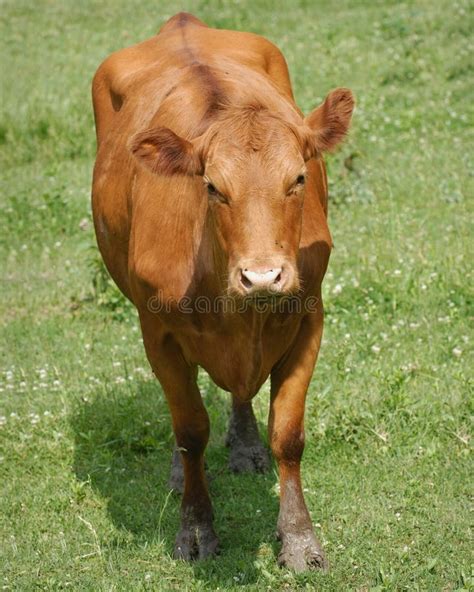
{"left": 371, "top": 344, "right": 381, "bottom": 354}
{"left": 332, "top": 284, "right": 343, "bottom": 295}
{"left": 54, "top": 241, "right": 62, "bottom": 248}
{"left": 452, "top": 347, "right": 462, "bottom": 357}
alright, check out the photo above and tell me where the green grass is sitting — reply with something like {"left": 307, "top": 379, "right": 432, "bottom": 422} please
{"left": 1, "top": 0, "right": 472, "bottom": 590}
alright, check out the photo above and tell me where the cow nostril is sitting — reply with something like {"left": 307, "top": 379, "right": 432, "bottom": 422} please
{"left": 240, "top": 271, "right": 253, "bottom": 290}
{"left": 274, "top": 272, "right": 282, "bottom": 284}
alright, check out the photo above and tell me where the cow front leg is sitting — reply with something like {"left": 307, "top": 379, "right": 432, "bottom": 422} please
{"left": 171, "top": 398, "right": 219, "bottom": 560}
{"left": 168, "top": 445, "right": 211, "bottom": 494}
{"left": 141, "top": 319, "right": 218, "bottom": 560}
{"left": 269, "top": 313, "right": 327, "bottom": 572}
{"left": 226, "top": 397, "right": 270, "bottom": 473}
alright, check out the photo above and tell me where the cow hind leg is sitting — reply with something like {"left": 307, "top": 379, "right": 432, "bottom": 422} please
{"left": 168, "top": 446, "right": 185, "bottom": 493}
{"left": 226, "top": 397, "right": 271, "bottom": 473}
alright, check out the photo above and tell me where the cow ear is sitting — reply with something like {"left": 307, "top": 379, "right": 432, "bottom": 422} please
{"left": 129, "top": 127, "right": 204, "bottom": 176}
{"left": 303, "top": 88, "right": 354, "bottom": 158}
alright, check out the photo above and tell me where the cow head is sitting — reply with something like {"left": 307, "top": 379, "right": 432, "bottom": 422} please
{"left": 130, "top": 88, "right": 354, "bottom": 297}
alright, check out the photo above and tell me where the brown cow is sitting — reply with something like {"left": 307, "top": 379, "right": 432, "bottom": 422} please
{"left": 92, "top": 12, "right": 353, "bottom": 571}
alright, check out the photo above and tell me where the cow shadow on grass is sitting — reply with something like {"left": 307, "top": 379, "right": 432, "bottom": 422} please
{"left": 70, "top": 374, "right": 280, "bottom": 587}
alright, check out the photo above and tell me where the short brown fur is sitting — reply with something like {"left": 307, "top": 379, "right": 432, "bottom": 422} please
{"left": 92, "top": 12, "right": 353, "bottom": 571}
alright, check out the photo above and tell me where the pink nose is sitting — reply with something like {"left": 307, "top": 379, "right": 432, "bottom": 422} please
{"left": 240, "top": 267, "right": 283, "bottom": 292}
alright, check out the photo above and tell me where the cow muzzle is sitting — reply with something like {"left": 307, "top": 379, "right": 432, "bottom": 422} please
{"left": 230, "top": 261, "right": 297, "bottom": 296}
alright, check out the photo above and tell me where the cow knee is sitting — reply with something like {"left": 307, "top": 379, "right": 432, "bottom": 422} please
{"left": 270, "top": 424, "right": 305, "bottom": 465}
{"left": 175, "top": 416, "right": 210, "bottom": 457}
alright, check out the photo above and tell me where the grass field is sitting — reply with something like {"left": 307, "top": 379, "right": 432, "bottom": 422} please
{"left": 1, "top": 0, "right": 473, "bottom": 590}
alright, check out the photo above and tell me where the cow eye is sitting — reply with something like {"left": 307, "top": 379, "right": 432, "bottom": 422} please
{"left": 287, "top": 174, "right": 306, "bottom": 195}
{"left": 207, "top": 183, "right": 218, "bottom": 196}
{"left": 296, "top": 175, "right": 306, "bottom": 185}
{"left": 206, "top": 181, "right": 228, "bottom": 204}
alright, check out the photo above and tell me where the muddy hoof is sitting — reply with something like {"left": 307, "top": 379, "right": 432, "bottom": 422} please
{"left": 229, "top": 443, "right": 271, "bottom": 473}
{"left": 278, "top": 532, "right": 327, "bottom": 572}
{"left": 173, "top": 524, "right": 219, "bottom": 561}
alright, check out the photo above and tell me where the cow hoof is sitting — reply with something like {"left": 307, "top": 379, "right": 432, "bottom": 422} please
{"left": 229, "top": 443, "right": 271, "bottom": 473}
{"left": 277, "top": 532, "right": 327, "bottom": 572}
{"left": 173, "top": 524, "right": 219, "bottom": 561}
